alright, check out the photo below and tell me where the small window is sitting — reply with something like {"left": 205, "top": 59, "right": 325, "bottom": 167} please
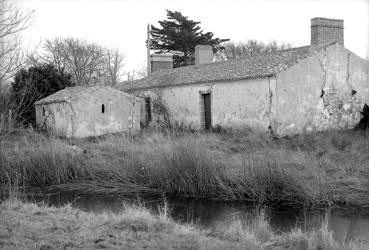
{"left": 145, "top": 97, "right": 152, "bottom": 122}
{"left": 102, "top": 104, "right": 105, "bottom": 113}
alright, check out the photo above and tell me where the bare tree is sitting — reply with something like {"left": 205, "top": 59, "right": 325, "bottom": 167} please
{"left": 42, "top": 38, "right": 69, "bottom": 73}
{"left": 39, "top": 38, "right": 126, "bottom": 86}
{"left": 103, "top": 49, "right": 124, "bottom": 86}
{"left": 219, "top": 40, "right": 292, "bottom": 60}
{"left": 41, "top": 37, "right": 106, "bottom": 85}
{"left": 0, "top": 0, "right": 33, "bottom": 85}
{"left": 125, "top": 64, "right": 147, "bottom": 81}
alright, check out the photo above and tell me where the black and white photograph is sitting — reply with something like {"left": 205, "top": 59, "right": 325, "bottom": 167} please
{"left": 1, "top": 0, "right": 369, "bottom": 249}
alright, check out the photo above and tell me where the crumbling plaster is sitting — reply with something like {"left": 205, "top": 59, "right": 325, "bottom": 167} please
{"left": 36, "top": 89, "right": 141, "bottom": 138}
{"left": 274, "top": 44, "right": 369, "bottom": 135}
{"left": 133, "top": 78, "right": 272, "bottom": 130}
{"left": 130, "top": 45, "right": 369, "bottom": 136}
{"left": 36, "top": 102, "right": 74, "bottom": 137}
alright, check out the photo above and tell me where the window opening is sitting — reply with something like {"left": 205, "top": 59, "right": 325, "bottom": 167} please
{"left": 145, "top": 97, "right": 152, "bottom": 123}
{"left": 102, "top": 104, "right": 105, "bottom": 113}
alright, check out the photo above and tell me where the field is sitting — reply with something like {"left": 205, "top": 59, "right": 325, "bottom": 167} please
{"left": 0, "top": 199, "right": 367, "bottom": 250}
{"left": 1, "top": 127, "right": 369, "bottom": 209}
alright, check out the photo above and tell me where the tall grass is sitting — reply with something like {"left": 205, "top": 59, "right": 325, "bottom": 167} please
{"left": 1, "top": 127, "right": 369, "bottom": 208}
{"left": 0, "top": 129, "right": 87, "bottom": 187}
{"left": 1, "top": 199, "right": 368, "bottom": 249}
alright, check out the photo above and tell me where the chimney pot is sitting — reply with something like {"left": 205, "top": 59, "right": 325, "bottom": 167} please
{"left": 195, "top": 45, "right": 213, "bottom": 66}
{"left": 311, "top": 17, "right": 344, "bottom": 47}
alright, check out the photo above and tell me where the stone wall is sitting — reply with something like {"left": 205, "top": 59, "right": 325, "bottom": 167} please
{"left": 131, "top": 78, "right": 273, "bottom": 131}
{"left": 35, "top": 102, "right": 74, "bottom": 137}
{"left": 129, "top": 44, "right": 369, "bottom": 136}
{"left": 274, "top": 43, "right": 369, "bottom": 135}
{"left": 36, "top": 89, "right": 141, "bottom": 138}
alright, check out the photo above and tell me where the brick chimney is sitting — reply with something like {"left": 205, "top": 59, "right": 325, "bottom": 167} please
{"left": 150, "top": 54, "right": 173, "bottom": 73}
{"left": 311, "top": 17, "right": 344, "bottom": 47}
{"left": 195, "top": 45, "right": 213, "bottom": 65}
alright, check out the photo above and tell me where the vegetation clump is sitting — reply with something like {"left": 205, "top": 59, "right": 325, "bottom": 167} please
{"left": 1, "top": 127, "right": 369, "bottom": 209}
{"left": 0, "top": 199, "right": 367, "bottom": 250}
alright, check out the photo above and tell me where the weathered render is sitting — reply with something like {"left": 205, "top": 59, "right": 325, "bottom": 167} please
{"left": 134, "top": 78, "right": 273, "bottom": 130}
{"left": 119, "top": 17, "right": 369, "bottom": 136}
{"left": 275, "top": 44, "right": 369, "bottom": 135}
{"left": 35, "top": 86, "right": 141, "bottom": 138}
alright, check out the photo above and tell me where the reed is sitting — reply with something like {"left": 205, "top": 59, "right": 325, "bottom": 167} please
{"left": 1, "top": 127, "right": 369, "bottom": 208}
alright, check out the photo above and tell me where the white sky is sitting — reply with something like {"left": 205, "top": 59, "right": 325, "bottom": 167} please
{"left": 20, "top": 0, "right": 369, "bottom": 72}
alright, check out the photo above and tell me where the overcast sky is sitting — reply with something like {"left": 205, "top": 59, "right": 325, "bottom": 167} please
{"left": 20, "top": 0, "right": 369, "bottom": 73}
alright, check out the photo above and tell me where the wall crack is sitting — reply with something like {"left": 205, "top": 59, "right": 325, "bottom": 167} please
{"left": 267, "top": 78, "right": 275, "bottom": 136}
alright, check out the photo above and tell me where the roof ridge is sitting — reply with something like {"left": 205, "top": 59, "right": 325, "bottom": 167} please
{"left": 118, "top": 45, "right": 314, "bottom": 91}
{"left": 121, "top": 45, "right": 312, "bottom": 85}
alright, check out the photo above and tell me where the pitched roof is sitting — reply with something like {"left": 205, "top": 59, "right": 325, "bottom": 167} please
{"left": 119, "top": 45, "right": 315, "bottom": 91}
{"left": 35, "top": 85, "right": 130, "bottom": 105}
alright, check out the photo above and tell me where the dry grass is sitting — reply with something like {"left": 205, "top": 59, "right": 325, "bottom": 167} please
{"left": 0, "top": 199, "right": 367, "bottom": 250}
{"left": 1, "top": 127, "right": 369, "bottom": 208}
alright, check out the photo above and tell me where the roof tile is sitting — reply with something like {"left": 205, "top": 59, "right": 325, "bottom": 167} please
{"left": 119, "top": 45, "right": 314, "bottom": 91}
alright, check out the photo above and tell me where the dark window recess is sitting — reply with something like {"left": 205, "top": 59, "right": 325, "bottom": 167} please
{"left": 42, "top": 107, "right": 45, "bottom": 116}
{"left": 145, "top": 97, "right": 152, "bottom": 122}
{"left": 102, "top": 104, "right": 105, "bottom": 113}
{"left": 320, "top": 89, "right": 325, "bottom": 98}
{"left": 202, "top": 93, "right": 211, "bottom": 130}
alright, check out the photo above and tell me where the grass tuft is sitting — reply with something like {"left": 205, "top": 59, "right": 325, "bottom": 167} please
{"left": 1, "top": 128, "right": 369, "bottom": 208}
{"left": 1, "top": 199, "right": 367, "bottom": 250}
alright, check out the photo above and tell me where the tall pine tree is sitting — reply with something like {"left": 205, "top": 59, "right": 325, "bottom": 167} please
{"left": 150, "top": 10, "right": 229, "bottom": 68}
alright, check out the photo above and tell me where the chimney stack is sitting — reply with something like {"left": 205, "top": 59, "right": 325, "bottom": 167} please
{"left": 311, "top": 17, "right": 344, "bottom": 47}
{"left": 195, "top": 45, "right": 213, "bottom": 66}
{"left": 150, "top": 54, "right": 173, "bottom": 73}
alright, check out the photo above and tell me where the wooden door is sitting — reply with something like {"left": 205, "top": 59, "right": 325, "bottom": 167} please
{"left": 203, "top": 93, "right": 211, "bottom": 129}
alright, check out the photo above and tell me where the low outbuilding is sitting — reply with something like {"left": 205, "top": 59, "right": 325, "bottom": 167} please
{"left": 35, "top": 86, "right": 141, "bottom": 138}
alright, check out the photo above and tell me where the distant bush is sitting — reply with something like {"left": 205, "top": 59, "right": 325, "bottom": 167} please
{"left": 0, "top": 84, "right": 14, "bottom": 134}
{"left": 10, "top": 64, "right": 73, "bottom": 125}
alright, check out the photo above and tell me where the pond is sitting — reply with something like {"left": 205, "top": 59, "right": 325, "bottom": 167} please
{"left": 8, "top": 190, "right": 369, "bottom": 242}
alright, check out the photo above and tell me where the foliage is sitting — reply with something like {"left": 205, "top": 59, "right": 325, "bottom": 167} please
{"left": 150, "top": 10, "right": 229, "bottom": 67}
{"left": 356, "top": 104, "right": 369, "bottom": 130}
{"left": 0, "top": 85, "right": 15, "bottom": 134}
{"left": 10, "top": 64, "right": 72, "bottom": 125}
{"left": 220, "top": 40, "right": 292, "bottom": 60}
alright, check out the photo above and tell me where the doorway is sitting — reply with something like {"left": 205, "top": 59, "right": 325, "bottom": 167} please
{"left": 145, "top": 97, "right": 152, "bottom": 124}
{"left": 202, "top": 93, "right": 211, "bottom": 129}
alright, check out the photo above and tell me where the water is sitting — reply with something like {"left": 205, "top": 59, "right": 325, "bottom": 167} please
{"left": 17, "top": 191, "right": 369, "bottom": 242}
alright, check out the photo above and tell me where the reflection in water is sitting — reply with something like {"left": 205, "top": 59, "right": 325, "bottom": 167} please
{"left": 6, "top": 191, "right": 369, "bottom": 241}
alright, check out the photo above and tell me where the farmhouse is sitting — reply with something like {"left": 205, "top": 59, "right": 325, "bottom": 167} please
{"left": 119, "top": 18, "right": 369, "bottom": 136}
{"left": 35, "top": 86, "right": 141, "bottom": 138}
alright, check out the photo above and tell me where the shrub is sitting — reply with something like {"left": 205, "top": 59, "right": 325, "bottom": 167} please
{"left": 10, "top": 64, "right": 73, "bottom": 125}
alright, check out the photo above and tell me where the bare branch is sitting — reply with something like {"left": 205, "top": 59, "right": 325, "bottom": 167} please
{"left": 103, "top": 48, "right": 124, "bottom": 86}
{"left": 0, "top": 0, "right": 33, "bottom": 85}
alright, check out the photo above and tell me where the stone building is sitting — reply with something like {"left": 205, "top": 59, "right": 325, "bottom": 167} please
{"left": 35, "top": 86, "right": 141, "bottom": 138}
{"left": 119, "top": 17, "right": 369, "bottom": 136}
